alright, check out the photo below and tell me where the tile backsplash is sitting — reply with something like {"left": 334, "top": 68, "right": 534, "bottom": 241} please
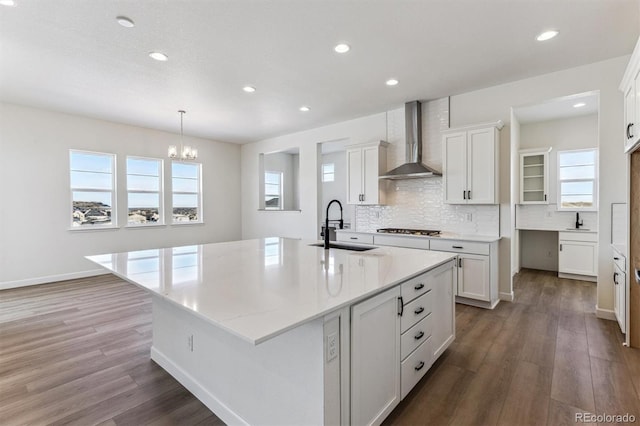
{"left": 355, "top": 177, "right": 500, "bottom": 236}
{"left": 515, "top": 204, "right": 597, "bottom": 231}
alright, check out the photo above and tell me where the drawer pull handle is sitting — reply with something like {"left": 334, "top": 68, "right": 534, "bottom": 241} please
{"left": 415, "top": 361, "right": 425, "bottom": 371}
{"left": 414, "top": 307, "right": 424, "bottom": 315}
{"left": 414, "top": 331, "right": 424, "bottom": 340}
{"left": 414, "top": 283, "right": 424, "bottom": 290}
{"left": 614, "top": 257, "right": 620, "bottom": 260}
{"left": 452, "top": 245, "right": 463, "bottom": 249}
{"left": 350, "top": 237, "right": 358, "bottom": 240}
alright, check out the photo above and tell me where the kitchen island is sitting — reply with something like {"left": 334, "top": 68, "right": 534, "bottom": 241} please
{"left": 87, "top": 238, "right": 457, "bottom": 425}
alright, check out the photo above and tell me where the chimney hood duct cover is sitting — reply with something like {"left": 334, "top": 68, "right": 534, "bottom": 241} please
{"left": 379, "top": 101, "right": 442, "bottom": 180}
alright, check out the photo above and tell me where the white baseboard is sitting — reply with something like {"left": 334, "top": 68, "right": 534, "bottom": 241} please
{"left": 499, "top": 291, "right": 514, "bottom": 302}
{"left": 0, "top": 269, "right": 110, "bottom": 290}
{"left": 595, "top": 306, "right": 616, "bottom": 321}
{"left": 558, "top": 272, "right": 597, "bottom": 282}
{"left": 150, "top": 346, "right": 248, "bottom": 426}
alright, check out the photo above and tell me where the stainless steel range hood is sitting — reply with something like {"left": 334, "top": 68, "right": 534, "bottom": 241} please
{"left": 379, "top": 101, "right": 442, "bottom": 180}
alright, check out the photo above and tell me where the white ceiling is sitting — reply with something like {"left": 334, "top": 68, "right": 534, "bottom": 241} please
{"left": 0, "top": 1, "right": 638, "bottom": 144}
{"left": 515, "top": 91, "right": 599, "bottom": 124}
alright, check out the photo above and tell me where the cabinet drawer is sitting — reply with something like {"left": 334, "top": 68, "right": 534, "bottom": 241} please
{"left": 430, "top": 239, "right": 489, "bottom": 255}
{"left": 336, "top": 232, "right": 374, "bottom": 244}
{"left": 373, "top": 234, "right": 430, "bottom": 250}
{"left": 401, "top": 291, "right": 432, "bottom": 333}
{"left": 401, "top": 337, "right": 432, "bottom": 399}
{"left": 400, "top": 271, "right": 432, "bottom": 302}
{"left": 401, "top": 314, "right": 433, "bottom": 361}
{"left": 558, "top": 231, "right": 597, "bottom": 243}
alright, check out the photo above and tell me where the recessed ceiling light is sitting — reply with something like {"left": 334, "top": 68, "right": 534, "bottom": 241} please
{"left": 116, "top": 16, "right": 135, "bottom": 28}
{"left": 299, "top": 106, "right": 310, "bottom": 112}
{"left": 536, "top": 30, "right": 559, "bottom": 41}
{"left": 149, "top": 52, "right": 168, "bottom": 61}
{"left": 334, "top": 43, "right": 350, "bottom": 53}
{"left": 573, "top": 102, "right": 586, "bottom": 108}
{"left": 243, "top": 86, "right": 256, "bottom": 93}
{"left": 0, "top": 0, "right": 16, "bottom": 6}
{"left": 386, "top": 79, "right": 399, "bottom": 86}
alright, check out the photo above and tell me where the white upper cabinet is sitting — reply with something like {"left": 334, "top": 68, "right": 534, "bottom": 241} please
{"left": 442, "top": 122, "right": 502, "bottom": 204}
{"left": 520, "top": 148, "right": 551, "bottom": 204}
{"left": 620, "top": 36, "right": 640, "bottom": 153}
{"left": 346, "top": 141, "right": 388, "bottom": 205}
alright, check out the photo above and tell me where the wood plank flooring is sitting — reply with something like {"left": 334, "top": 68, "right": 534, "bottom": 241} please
{"left": 385, "top": 269, "right": 640, "bottom": 426}
{"left": 1, "top": 269, "right": 639, "bottom": 425}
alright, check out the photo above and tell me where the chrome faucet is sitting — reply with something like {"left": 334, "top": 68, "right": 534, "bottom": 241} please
{"left": 575, "top": 212, "right": 584, "bottom": 229}
{"left": 324, "top": 199, "right": 344, "bottom": 249}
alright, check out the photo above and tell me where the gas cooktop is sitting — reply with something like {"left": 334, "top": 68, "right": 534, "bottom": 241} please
{"left": 376, "top": 228, "right": 441, "bottom": 236}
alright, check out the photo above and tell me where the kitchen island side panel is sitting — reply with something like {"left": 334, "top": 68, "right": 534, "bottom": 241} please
{"left": 150, "top": 295, "right": 325, "bottom": 425}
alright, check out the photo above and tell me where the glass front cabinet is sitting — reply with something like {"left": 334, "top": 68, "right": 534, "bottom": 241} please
{"left": 520, "top": 148, "right": 551, "bottom": 204}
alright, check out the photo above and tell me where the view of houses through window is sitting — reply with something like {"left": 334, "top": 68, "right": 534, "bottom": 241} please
{"left": 70, "top": 150, "right": 203, "bottom": 227}
{"left": 558, "top": 148, "right": 598, "bottom": 210}
{"left": 127, "top": 157, "right": 163, "bottom": 225}
{"left": 172, "top": 162, "right": 202, "bottom": 223}
{"left": 70, "top": 150, "right": 115, "bottom": 227}
{"left": 265, "top": 171, "right": 283, "bottom": 210}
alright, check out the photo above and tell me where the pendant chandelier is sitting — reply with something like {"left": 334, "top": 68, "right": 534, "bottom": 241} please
{"left": 168, "top": 110, "right": 198, "bottom": 160}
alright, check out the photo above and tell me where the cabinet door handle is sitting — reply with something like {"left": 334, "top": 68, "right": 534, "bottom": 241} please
{"left": 627, "top": 123, "right": 634, "bottom": 139}
{"left": 398, "top": 297, "right": 404, "bottom": 316}
{"left": 361, "top": 194, "right": 365, "bottom": 202}
{"left": 463, "top": 190, "right": 466, "bottom": 200}
{"left": 559, "top": 244, "right": 563, "bottom": 251}
{"left": 458, "top": 258, "right": 462, "bottom": 268}
{"left": 414, "top": 283, "right": 424, "bottom": 290}
{"left": 414, "top": 331, "right": 425, "bottom": 340}
{"left": 544, "top": 194, "right": 547, "bottom": 201}
{"left": 467, "top": 190, "right": 471, "bottom": 199}
{"left": 613, "top": 272, "right": 619, "bottom": 285}
{"left": 414, "top": 307, "right": 424, "bottom": 315}
{"left": 414, "top": 361, "right": 425, "bottom": 371}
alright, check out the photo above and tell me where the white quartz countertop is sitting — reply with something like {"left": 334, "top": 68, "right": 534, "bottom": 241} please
{"left": 336, "top": 229, "right": 501, "bottom": 243}
{"left": 86, "top": 238, "right": 456, "bottom": 345}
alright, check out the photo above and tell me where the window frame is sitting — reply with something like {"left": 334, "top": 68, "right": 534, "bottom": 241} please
{"left": 171, "top": 161, "right": 203, "bottom": 224}
{"left": 126, "top": 156, "right": 164, "bottom": 227}
{"left": 322, "top": 163, "right": 335, "bottom": 182}
{"left": 69, "top": 149, "right": 117, "bottom": 229}
{"left": 264, "top": 170, "right": 284, "bottom": 210}
{"left": 556, "top": 148, "right": 598, "bottom": 211}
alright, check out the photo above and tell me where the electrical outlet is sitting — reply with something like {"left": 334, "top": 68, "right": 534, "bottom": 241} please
{"left": 187, "top": 334, "right": 194, "bottom": 352}
{"left": 546, "top": 211, "right": 552, "bottom": 217}
{"left": 547, "top": 251, "right": 552, "bottom": 258}
{"left": 326, "top": 332, "right": 338, "bottom": 362}
{"left": 466, "top": 213, "right": 473, "bottom": 222}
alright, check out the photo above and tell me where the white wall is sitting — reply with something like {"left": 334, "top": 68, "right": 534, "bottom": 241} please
{"left": 520, "top": 114, "right": 598, "bottom": 203}
{"left": 241, "top": 113, "right": 387, "bottom": 240}
{"left": 450, "top": 55, "right": 629, "bottom": 314}
{"left": 241, "top": 55, "right": 629, "bottom": 314}
{"left": 0, "top": 103, "right": 242, "bottom": 288}
{"left": 321, "top": 151, "right": 349, "bottom": 224}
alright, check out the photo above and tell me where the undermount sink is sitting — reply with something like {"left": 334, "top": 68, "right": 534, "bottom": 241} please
{"left": 565, "top": 228, "right": 592, "bottom": 231}
{"left": 309, "top": 243, "right": 376, "bottom": 252}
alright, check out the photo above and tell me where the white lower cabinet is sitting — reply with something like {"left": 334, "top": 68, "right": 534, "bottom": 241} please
{"left": 457, "top": 254, "right": 490, "bottom": 301}
{"left": 558, "top": 232, "right": 598, "bottom": 279}
{"left": 612, "top": 250, "right": 627, "bottom": 333}
{"left": 351, "top": 260, "right": 456, "bottom": 425}
{"left": 351, "top": 286, "right": 401, "bottom": 426}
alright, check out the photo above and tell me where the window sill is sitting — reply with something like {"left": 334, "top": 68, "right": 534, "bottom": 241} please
{"left": 125, "top": 223, "right": 167, "bottom": 229}
{"left": 68, "top": 225, "right": 119, "bottom": 232}
{"left": 171, "top": 221, "right": 205, "bottom": 226}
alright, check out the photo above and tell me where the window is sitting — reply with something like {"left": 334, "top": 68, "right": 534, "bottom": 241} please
{"left": 265, "top": 171, "right": 283, "bottom": 210}
{"left": 70, "top": 150, "right": 115, "bottom": 227}
{"left": 127, "top": 157, "right": 163, "bottom": 226}
{"left": 172, "top": 162, "right": 202, "bottom": 223}
{"left": 322, "top": 163, "right": 335, "bottom": 182}
{"left": 557, "top": 149, "right": 598, "bottom": 210}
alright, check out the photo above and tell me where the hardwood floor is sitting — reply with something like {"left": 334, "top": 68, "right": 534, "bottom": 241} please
{"left": 1, "top": 269, "right": 639, "bottom": 425}
{"left": 386, "top": 269, "right": 640, "bottom": 426}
